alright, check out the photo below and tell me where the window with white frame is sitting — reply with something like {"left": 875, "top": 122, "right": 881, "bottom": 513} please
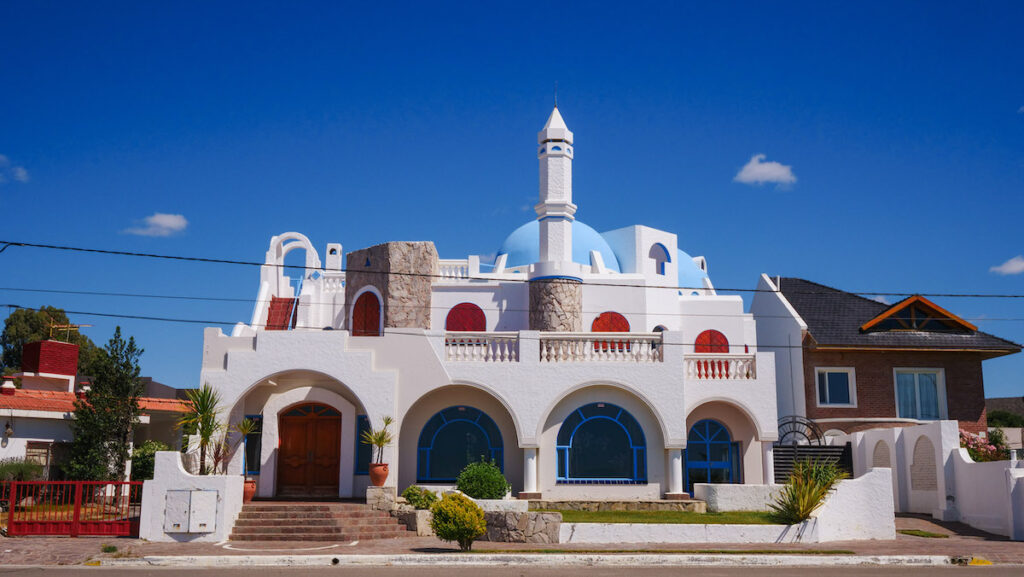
{"left": 894, "top": 369, "right": 945, "bottom": 420}
{"left": 815, "top": 368, "right": 856, "bottom": 407}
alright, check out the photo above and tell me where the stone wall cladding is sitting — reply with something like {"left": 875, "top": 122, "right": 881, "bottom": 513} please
{"left": 803, "top": 349, "right": 988, "bottom": 434}
{"left": 478, "top": 511, "right": 561, "bottom": 543}
{"left": 529, "top": 499, "right": 706, "bottom": 513}
{"left": 345, "top": 242, "right": 439, "bottom": 330}
{"left": 529, "top": 279, "right": 582, "bottom": 331}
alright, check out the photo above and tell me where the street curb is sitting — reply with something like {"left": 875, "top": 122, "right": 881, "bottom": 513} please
{"left": 99, "top": 553, "right": 953, "bottom": 567}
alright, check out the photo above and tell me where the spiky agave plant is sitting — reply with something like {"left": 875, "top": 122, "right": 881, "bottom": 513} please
{"left": 769, "top": 459, "right": 849, "bottom": 524}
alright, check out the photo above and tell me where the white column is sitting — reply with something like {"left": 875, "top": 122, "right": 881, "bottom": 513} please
{"left": 667, "top": 448, "right": 684, "bottom": 495}
{"left": 762, "top": 442, "right": 775, "bottom": 485}
{"left": 523, "top": 447, "right": 538, "bottom": 494}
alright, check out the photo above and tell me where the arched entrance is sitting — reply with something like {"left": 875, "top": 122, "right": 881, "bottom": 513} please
{"left": 352, "top": 291, "right": 382, "bottom": 336}
{"left": 446, "top": 303, "right": 486, "bottom": 331}
{"left": 684, "top": 419, "right": 740, "bottom": 493}
{"left": 277, "top": 403, "right": 342, "bottom": 497}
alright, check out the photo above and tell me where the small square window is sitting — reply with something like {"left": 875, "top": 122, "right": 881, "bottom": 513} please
{"left": 816, "top": 368, "right": 856, "bottom": 407}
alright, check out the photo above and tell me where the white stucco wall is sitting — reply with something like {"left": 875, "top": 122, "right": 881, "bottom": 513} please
{"left": 951, "top": 448, "right": 1024, "bottom": 537}
{"left": 560, "top": 521, "right": 814, "bottom": 544}
{"left": 693, "top": 483, "right": 784, "bottom": 512}
{"left": 813, "top": 468, "right": 896, "bottom": 541}
{"left": 750, "top": 273, "right": 807, "bottom": 420}
{"left": 139, "top": 451, "right": 243, "bottom": 543}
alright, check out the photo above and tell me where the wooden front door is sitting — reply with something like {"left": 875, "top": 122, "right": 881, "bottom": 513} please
{"left": 277, "top": 404, "right": 342, "bottom": 497}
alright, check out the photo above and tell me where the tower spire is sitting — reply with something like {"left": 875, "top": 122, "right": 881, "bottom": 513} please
{"left": 535, "top": 107, "right": 576, "bottom": 265}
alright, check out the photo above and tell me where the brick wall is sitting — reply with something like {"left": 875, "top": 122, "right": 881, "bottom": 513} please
{"left": 21, "top": 340, "right": 80, "bottom": 376}
{"left": 803, "top": 349, "right": 987, "bottom": 434}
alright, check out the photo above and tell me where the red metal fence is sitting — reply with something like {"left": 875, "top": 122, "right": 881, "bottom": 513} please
{"left": 1, "top": 480, "right": 143, "bottom": 537}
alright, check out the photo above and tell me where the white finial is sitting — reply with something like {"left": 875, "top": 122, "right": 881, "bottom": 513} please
{"left": 539, "top": 107, "right": 572, "bottom": 144}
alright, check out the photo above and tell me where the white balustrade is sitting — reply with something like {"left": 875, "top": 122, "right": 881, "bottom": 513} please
{"left": 445, "top": 332, "right": 519, "bottom": 362}
{"left": 684, "top": 355, "right": 757, "bottom": 380}
{"left": 321, "top": 272, "right": 346, "bottom": 294}
{"left": 438, "top": 259, "right": 470, "bottom": 281}
{"left": 538, "top": 332, "right": 664, "bottom": 363}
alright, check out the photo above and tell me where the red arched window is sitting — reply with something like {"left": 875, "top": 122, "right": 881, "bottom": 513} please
{"left": 445, "top": 303, "right": 486, "bottom": 331}
{"left": 352, "top": 291, "right": 381, "bottom": 336}
{"left": 695, "top": 330, "right": 729, "bottom": 353}
{"left": 591, "top": 312, "right": 630, "bottom": 352}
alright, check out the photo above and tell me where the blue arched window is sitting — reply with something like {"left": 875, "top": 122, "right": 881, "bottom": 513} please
{"left": 648, "top": 243, "right": 671, "bottom": 275}
{"left": 556, "top": 402, "right": 647, "bottom": 484}
{"left": 684, "top": 419, "right": 741, "bottom": 493}
{"left": 417, "top": 406, "right": 503, "bottom": 482}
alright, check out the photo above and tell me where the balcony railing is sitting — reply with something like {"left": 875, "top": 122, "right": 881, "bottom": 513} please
{"left": 684, "top": 355, "right": 757, "bottom": 380}
{"left": 438, "top": 259, "right": 471, "bottom": 281}
{"left": 539, "top": 332, "right": 663, "bottom": 363}
{"left": 445, "top": 332, "right": 519, "bottom": 362}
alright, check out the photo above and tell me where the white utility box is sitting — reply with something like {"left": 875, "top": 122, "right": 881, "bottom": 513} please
{"left": 163, "top": 489, "right": 218, "bottom": 533}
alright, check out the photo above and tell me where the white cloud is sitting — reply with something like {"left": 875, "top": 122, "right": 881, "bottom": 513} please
{"left": 734, "top": 153, "right": 797, "bottom": 186}
{"left": 0, "top": 154, "right": 8, "bottom": 166}
{"left": 1018, "top": 106, "right": 1024, "bottom": 114}
{"left": 0, "top": 154, "right": 29, "bottom": 185}
{"left": 124, "top": 213, "right": 189, "bottom": 237}
{"left": 870, "top": 295, "right": 891, "bottom": 305}
{"left": 11, "top": 166, "right": 28, "bottom": 182}
{"left": 990, "top": 255, "right": 1024, "bottom": 275}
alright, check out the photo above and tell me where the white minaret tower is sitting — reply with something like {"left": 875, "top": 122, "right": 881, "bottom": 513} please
{"left": 535, "top": 107, "right": 576, "bottom": 266}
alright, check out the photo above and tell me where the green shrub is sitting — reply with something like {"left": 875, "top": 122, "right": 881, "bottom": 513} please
{"left": 401, "top": 485, "right": 438, "bottom": 510}
{"left": 130, "top": 440, "right": 171, "bottom": 481}
{"left": 455, "top": 459, "right": 510, "bottom": 500}
{"left": 0, "top": 458, "right": 44, "bottom": 481}
{"left": 430, "top": 493, "right": 486, "bottom": 551}
{"left": 769, "top": 459, "right": 848, "bottom": 524}
{"left": 988, "top": 410, "right": 1024, "bottom": 428}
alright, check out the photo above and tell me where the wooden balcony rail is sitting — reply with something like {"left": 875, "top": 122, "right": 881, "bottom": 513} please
{"left": 684, "top": 354, "right": 757, "bottom": 380}
{"left": 444, "top": 332, "right": 519, "bottom": 362}
{"left": 539, "top": 332, "right": 664, "bottom": 363}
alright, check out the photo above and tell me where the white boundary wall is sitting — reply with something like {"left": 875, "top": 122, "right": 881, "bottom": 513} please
{"left": 842, "top": 420, "right": 1024, "bottom": 540}
{"left": 139, "top": 451, "right": 244, "bottom": 543}
{"left": 565, "top": 469, "right": 894, "bottom": 543}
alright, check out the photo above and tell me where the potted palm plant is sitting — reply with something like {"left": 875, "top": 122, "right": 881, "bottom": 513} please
{"left": 233, "top": 418, "right": 260, "bottom": 502}
{"left": 361, "top": 416, "right": 394, "bottom": 487}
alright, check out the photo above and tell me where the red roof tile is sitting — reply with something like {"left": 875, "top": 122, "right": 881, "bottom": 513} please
{"left": 0, "top": 389, "right": 190, "bottom": 414}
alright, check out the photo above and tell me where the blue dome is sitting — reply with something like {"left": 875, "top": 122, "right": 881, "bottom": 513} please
{"left": 496, "top": 220, "right": 621, "bottom": 273}
{"left": 677, "top": 248, "right": 709, "bottom": 291}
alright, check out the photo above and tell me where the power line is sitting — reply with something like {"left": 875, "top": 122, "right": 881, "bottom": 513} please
{"left": 2, "top": 285, "right": 1023, "bottom": 323}
{"left": 3, "top": 239, "right": 1024, "bottom": 299}
{"left": 3, "top": 303, "right": 1019, "bottom": 351}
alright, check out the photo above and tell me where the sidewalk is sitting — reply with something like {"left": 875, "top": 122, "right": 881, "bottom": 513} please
{"left": 1, "top": 515, "right": 1021, "bottom": 566}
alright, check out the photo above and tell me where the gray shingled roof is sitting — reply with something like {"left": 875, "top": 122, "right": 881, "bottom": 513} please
{"left": 776, "top": 277, "right": 1021, "bottom": 353}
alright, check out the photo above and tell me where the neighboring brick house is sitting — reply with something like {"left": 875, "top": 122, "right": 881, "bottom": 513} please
{"left": 752, "top": 276, "right": 1021, "bottom": 436}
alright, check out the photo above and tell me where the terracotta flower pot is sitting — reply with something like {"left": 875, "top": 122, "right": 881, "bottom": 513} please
{"left": 369, "top": 463, "right": 389, "bottom": 487}
{"left": 243, "top": 479, "right": 257, "bottom": 503}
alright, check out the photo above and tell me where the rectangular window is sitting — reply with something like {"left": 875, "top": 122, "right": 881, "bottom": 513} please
{"left": 355, "top": 415, "right": 371, "bottom": 475}
{"left": 815, "top": 368, "right": 856, "bottom": 407}
{"left": 243, "top": 415, "right": 263, "bottom": 476}
{"left": 25, "top": 441, "right": 53, "bottom": 479}
{"left": 894, "top": 369, "right": 945, "bottom": 420}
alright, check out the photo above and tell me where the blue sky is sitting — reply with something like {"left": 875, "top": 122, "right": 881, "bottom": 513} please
{"left": 1, "top": 2, "right": 1022, "bottom": 397}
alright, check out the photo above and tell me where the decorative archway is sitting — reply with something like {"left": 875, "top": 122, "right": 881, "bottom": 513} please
{"left": 695, "top": 330, "right": 729, "bottom": 353}
{"left": 445, "top": 303, "right": 486, "bottom": 331}
{"left": 277, "top": 403, "right": 342, "bottom": 497}
{"left": 352, "top": 290, "right": 382, "bottom": 336}
{"left": 416, "top": 405, "right": 503, "bottom": 482}
{"left": 556, "top": 402, "right": 647, "bottom": 483}
{"left": 684, "top": 419, "right": 739, "bottom": 493}
{"left": 649, "top": 243, "right": 671, "bottom": 275}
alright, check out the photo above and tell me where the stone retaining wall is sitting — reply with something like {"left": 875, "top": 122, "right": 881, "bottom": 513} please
{"left": 478, "top": 511, "right": 562, "bottom": 543}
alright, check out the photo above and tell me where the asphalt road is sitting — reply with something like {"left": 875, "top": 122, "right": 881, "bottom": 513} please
{"left": 0, "top": 567, "right": 1018, "bottom": 576}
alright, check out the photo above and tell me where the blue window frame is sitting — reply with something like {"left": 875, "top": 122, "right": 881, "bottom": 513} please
{"left": 684, "top": 419, "right": 741, "bottom": 493}
{"left": 355, "top": 415, "right": 371, "bottom": 475}
{"left": 556, "top": 402, "right": 647, "bottom": 484}
{"left": 417, "top": 406, "right": 503, "bottom": 482}
{"left": 243, "top": 415, "right": 263, "bottom": 476}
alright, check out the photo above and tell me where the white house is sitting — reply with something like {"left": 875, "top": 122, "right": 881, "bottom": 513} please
{"left": 204, "top": 108, "right": 779, "bottom": 501}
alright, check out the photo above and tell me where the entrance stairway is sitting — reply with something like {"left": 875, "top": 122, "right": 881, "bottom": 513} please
{"left": 230, "top": 502, "right": 411, "bottom": 541}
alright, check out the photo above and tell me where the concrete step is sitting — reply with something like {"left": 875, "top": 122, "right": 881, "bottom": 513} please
{"left": 229, "top": 502, "right": 410, "bottom": 542}
{"left": 234, "top": 517, "right": 400, "bottom": 529}
{"left": 237, "top": 510, "right": 392, "bottom": 520}
{"left": 229, "top": 530, "right": 407, "bottom": 542}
